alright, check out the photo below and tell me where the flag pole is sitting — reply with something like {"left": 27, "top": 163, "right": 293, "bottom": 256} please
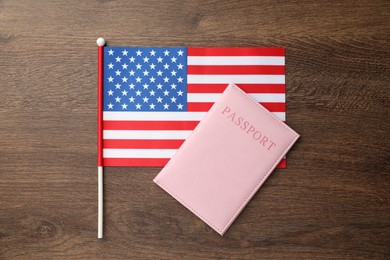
{"left": 97, "top": 37, "right": 105, "bottom": 239}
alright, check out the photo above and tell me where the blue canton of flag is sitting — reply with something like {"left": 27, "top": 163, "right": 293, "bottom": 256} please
{"left": 104, "top": 47, "right": 188, "bottom": 111}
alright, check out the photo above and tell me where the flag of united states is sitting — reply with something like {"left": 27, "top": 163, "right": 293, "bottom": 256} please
{"left": 103, "top": 47, "right": 286, "bottom": 167}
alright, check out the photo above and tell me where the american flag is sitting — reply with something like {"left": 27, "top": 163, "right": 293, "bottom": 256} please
{"left": 103, "top": 47, "right": 286, "bottom": 167}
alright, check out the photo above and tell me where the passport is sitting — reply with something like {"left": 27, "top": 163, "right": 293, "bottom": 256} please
{"left": 153, "top": 83, "right": 299, "bottom": 235}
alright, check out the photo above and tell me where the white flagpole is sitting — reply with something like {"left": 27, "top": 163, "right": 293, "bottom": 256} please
{"left": 98, "top": 166, "right": 103, "bottom": 238}
{"left": 97, "top": 37, "right": 105, "bottom": 239}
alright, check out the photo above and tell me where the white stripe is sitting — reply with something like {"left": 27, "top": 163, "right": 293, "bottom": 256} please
{"left": 187, "top": 75, "right": 285, "bottom": 84}
{"left": 273, "top": 112, "right": 285, "bottom": 121}
{"left": 187, "top": 56, "right": 285, "bottom": 66}
{"left": 103, "top": 149, "right": 176, "bottom": 158}
{"left": 103, "top": 111, "right": 206, "bottom": 121}
{"left": 187, "top": 93, "right": 285, "bottom": 103}
{"left": 103, "top": 111, "right": 285, "bottom": 122}
{"left": 103, "top": 130, "right": 191, "bottom": 140}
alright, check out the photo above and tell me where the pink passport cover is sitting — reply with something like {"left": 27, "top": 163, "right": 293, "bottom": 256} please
{"left": 153, "top": 83, "right": 299, "bottom": 235}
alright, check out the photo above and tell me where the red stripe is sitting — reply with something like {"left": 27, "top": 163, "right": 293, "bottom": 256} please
{"left": 103, "top": 120, "right": 199, "bottom": 130}
{"left": 277, "top": 159, "right": 286, "bottom": 168}
{"left": 104, "top": 157, "right": 286, "bottom": 168}
{"left": 187, "top": 65, "right": 285, "bottom": 75}
{"left": 188, "top": 102, "right": 286, "bottom": 112}
{"left": 103, "top": 139, "right": 184, "bottom": 149}
{"left": 104, "top": 158, "right": 169, "bottom": 167}
{"left": 187, "top": 84, "right": 285, "bottom": 93}
{"left": 260, "top": 102, "right": 286, "bottom": 112}
{"left": 188, "top": 47, "right": 285, "bottom": 56}
{"left": 187, "top": 102, "right": 213, "bottom": 112}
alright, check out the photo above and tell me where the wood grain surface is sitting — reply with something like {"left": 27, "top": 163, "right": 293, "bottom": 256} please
{"left": 0, "top": 0, "right": 389, "bottom": 259}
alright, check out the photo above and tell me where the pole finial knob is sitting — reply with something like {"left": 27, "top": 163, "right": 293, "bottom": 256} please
{"left": 96, "top": 38, "right": 106, "bottom": 47}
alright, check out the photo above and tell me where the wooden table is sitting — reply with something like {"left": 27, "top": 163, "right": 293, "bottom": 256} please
{"left": 1, "top": 0, "right": 389, "bottom": 259}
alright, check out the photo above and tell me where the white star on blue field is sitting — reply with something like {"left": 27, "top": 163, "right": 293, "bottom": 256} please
{"left": 104, "top": 47, "right": 187, "bottom": 111}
